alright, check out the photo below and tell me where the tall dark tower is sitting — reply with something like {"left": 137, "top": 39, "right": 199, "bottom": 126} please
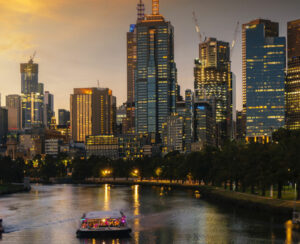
{"left": 135, "top": 0, "right": 177, "bottom": 140}
{"left": 286, "top": 19, "right": 300, "bottom": 130}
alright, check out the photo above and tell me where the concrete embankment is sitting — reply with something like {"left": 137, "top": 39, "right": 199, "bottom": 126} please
{"left": 84, "top": 179, "right": 299, "bottom": 217}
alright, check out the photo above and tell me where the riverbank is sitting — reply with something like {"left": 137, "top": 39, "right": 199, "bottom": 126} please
{"left": 83, "top": 179, "right": 299, "bottom": 217}
{"left": 0, "top": 184, "right": 30, "bottom": 196}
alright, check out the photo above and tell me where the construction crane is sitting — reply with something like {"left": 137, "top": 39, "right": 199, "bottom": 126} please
{"left": 231, "top": 21, "right": 240, "bottom": 56}
{"left": 29, "top": 51, "right": 36, "bottom": 62}
{"left": 192, "top": 11, "right": 204, "bottom": 43}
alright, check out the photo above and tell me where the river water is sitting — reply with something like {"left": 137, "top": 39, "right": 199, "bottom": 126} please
{"left": 0, "top": 184, "right": 297, "bottom": 243}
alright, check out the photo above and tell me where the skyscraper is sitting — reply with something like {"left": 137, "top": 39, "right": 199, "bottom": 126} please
{"left": 70, "top": 88, "right": 115, "bottom": 142}
{"left": 44, "top": 91, "right": 54, "bottom": 128}
{"left": 21, "top": 58, "right": 44, "bottom": 129}
{"left": 58, "top": 109, "right": 70, "bottom": 126}
{"left": 0, "top": 107, "right": 8, "bottom": 145}
{"left": 242, "top": 19, "right": 286, "bottom": 141}
{"left": 193, "top": 99, "right": 216, "bottom": 147}
{"left": 286, "top": 19, "right": 300, "bottom": 130}
{"left": 124, "top": 1, "right": 145, "bottom": 135}
{"left": 6, "top": 95, "right": 21, "bottom": 131}
{"left": 162, "top": 113, "right": 184, "bottom": 153}
{"left": 183, "top": 89, "right": 193, "bottom": 152}
{"left": 135, "top": 0, "right": 177, "bottom": 140}
{"left": 194, "top": 38, "right": 232, "bottom": 143}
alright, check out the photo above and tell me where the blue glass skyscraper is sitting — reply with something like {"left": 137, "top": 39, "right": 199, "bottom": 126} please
{"left": 242, "top": 19, "right": 286, "bottom": 141}
{"left": 135, "top": 0, "right": 177, "bottom": 140}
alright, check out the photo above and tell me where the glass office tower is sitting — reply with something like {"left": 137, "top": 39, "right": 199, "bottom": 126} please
{"left": 286, "top": 19, "right": 300, "bottom": 130}
{"left": 135, "top": 0, "right": 177, "bottom": 140}
{"left": 242, "top": 19, "right": 286, "bottom": 141}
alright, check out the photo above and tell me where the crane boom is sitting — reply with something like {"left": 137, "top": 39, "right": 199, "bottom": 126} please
{"left": 192, "top": 11, "right": 203, "bottom": 43}
{"left": 231, "top": 21, "right": 240, "bottom": 55}
{"left": 30, "top": 51, "right": 36, "bottom": 62}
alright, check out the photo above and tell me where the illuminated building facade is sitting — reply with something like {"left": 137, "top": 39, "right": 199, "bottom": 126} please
{"left": 242, "top": 19, "right": 286, "bottom": 139}
{"left": 86, "top": 135, "right": 119, "bottom": 159}
{"left": 6, "top": 95, "right": 21, "bottom": 131}
{"left": 135, "top": 0, "right": 177, "bottom": 139}
{"left": 162, "top": 113, "right": 184, "bottom": 153}
{"left": 194, "top": 38, "right": 232, "bottom": 143}
{"left": 70, "top": 88, "right": 115, "bottom": 142}
{"left": 286, "top": 19, "right": 300, "bottom": 130}
{"left": 20, "top": 58, "right": 44, "bottom": 129}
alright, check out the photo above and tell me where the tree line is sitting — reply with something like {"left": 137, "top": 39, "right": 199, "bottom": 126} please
{"left": 0, "top": 128, "right": 299, "bottom": 199}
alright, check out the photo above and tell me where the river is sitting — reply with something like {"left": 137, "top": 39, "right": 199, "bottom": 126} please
{"left": 0, "top": 184, "right": 297, "bottom": 243}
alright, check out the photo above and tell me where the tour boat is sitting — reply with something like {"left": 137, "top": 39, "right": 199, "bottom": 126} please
{"left": 76, "top": 211, "right": 132, "bottom": 238}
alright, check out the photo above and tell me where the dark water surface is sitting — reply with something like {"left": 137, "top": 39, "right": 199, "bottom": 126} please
{"left": 0, "top": 184, "right": 297, "bottom": 243}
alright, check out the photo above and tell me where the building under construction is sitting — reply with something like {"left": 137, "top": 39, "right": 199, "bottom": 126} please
{"left": 194, "top": 38, "right": 232, "bottom": 144}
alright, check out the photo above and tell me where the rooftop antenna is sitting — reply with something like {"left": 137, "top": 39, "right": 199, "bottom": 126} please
{"left": 152, "top": 0, "right": 159, "bottom": 15}
{"left": 137, "top": 0, "right": 145, "bottom": 21}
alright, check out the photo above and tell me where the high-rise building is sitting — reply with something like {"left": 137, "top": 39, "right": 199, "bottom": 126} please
{"left": 135, "top": 0, "right": 177, "bottom": 140}
{"left": 0, "top": 107, "right": 8, "bottom": 145}
{"left": 70, "top": 88, "right": 115, "bottom": 142}
{"left": 124, "top": 1, "right": 145, "bottom": 135}
{"left": 162, "top": 113, "right": 184, "bottom": 153}
{"left": 193, "top": 99, "right": 216, "bottom": 147}
{"left": 58, "top": 109, "right": 70, "bottom": 126}
{"left": 242, "top": 19, "right": 286, "bottom": 141}
{"left": 21, "top": 58, "right": 44, "bottom": 129}
{"left": 286, "top": 19, "right": 300, "bottom": 130}
{"left": 236, "top": 110, "right": 246, "bottom": 141}
{"left": 126, "top": 24, "right": 137, "bottom": 135}
{"left": 6, "top": 95, "right": 21, "bottom": 131}
{"left": 194, "top": 38, "right": 232, "bottom": 143}
{"left": 21, "top": 59, "right": 38, "bottom": 94}
{"left": 183, "top": 89, "right": 193, "bottom": 152}
{"left": 44, "top": 91, "right": 54, "bottom": 128}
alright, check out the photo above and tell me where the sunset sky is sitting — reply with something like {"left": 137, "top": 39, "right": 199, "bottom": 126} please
{"left": 0, "top": 0, "right": 299, "bottom": 116}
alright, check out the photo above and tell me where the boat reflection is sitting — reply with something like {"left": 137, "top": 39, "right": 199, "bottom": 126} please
{"left": 79, "top": 237, "right": 131, "bottom": 244}
{"left": 133, "top": 185, "right": 140, "bottom": 243}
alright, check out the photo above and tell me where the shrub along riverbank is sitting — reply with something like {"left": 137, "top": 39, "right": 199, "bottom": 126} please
{"left": 83, "top": 178, "right": 300, "bottom": 216}
{"left": 0, "top": 184, "right": 29, "bottom": 195}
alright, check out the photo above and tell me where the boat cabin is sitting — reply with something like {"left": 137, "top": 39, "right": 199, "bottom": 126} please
{"left": 80, "top": 211, "right": 127, "bottom": 229}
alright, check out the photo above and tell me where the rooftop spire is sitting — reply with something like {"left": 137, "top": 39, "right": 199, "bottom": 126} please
{"left": 152, "top": 0, "right": 159, "bottom": 15}
{"left": 137, "top": 0, "right": 145, "bottom": 21}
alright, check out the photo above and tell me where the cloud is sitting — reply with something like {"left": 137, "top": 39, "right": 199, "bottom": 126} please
{"left": 0, "top": 33, "right": 34, "bottom": 52}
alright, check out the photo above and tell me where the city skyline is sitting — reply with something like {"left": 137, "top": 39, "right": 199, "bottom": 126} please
{"left": 0, "top": 0, "right": 299, "bottom": 116}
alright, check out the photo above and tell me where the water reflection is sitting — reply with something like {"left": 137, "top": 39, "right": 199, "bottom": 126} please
{"left": 0, "top": 184, "right": 296, "bottom": 244}
{"left": 133, "top": 185, "right": 140, "bottom": 243}
{"left": 104, "top": 184, "right": 110, "bottom": 211}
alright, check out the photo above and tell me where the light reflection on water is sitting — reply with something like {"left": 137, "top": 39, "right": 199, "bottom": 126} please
{"left": 0, "top": 184, "right": 297, "bottom": 243}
